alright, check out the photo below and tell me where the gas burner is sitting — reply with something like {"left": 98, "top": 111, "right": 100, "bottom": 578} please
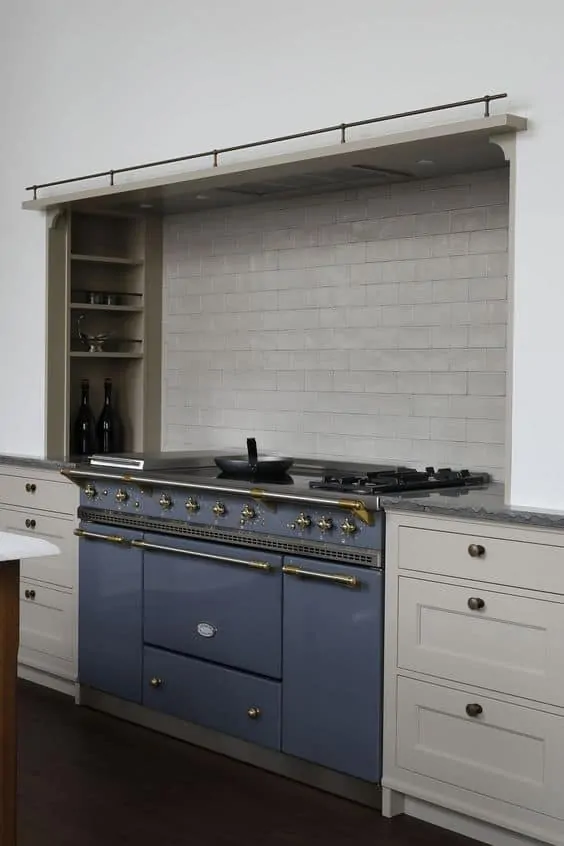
{"left": 309, "top": 466, "right": 489, "bottom": 495}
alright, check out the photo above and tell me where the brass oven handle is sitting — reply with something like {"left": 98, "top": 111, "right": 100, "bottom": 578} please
{"left": 74, "top": 529, "right": 129, "bottom": 545}
{"left": 282, "top": 564, "right": 359, "bottom": 588}
{"left": 130, "top": 539, "right": 272, "bottom": 571}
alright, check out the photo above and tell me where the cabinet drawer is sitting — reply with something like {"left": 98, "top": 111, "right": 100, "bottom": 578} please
{"left": 397, "top": 525, "right": 564, "bottom": 594}
{"left": 398, "top": 577, "right": 564, "bottom": 706}
{"left": 396, "top": 676, "right": 564, "bottom": 820}
{"left": 2, "top": 510, "right": 76, "bottom": 588}
{"left": 19, "top": 580, "right": 74, "bottom": 679}
{"left": 0, "top": 473, "right": 76, "bottom": 515}
{"left": 143, "top": 646, "right": 281, "bottom": 750}
{"left": 143, "top": 534, "right": 282, "bottom": 678}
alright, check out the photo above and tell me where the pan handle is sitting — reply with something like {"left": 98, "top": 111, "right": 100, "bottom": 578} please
{"left": 247, "top": 438, "right": 258, "bottom": 473}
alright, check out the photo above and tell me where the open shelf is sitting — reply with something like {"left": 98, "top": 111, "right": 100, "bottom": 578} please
{"left": 46, "top": 209, "right": 162, "bottom": 457}
{"left": 71, "top": 253, "right": 143, "bottom": 266}
{"left": 70, "top": 352, "right": 144, "bottom": 359}
{"left": 70, "top": 303, "right": 144, "bottom": 312}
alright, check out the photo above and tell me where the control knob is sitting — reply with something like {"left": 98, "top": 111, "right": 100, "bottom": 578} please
{"left": 83, "top": 483, "right": 97, "bottom": 499}
{"left": 295, "top": 512, "right": 311, "bottom": 530}
{"left": 317, "top": 516, "right": 334, "bottom": 532}
{"left": 185, "top": 497, "right": 200, "bottom": 513}
{"left": 159, "top": 493, "right": 173, "bottom": 510}
{"left": 240, "top": 504, "right": 256, "bottom": 525}
{"left": 341, "top": 517, "right": 358, "bottom": 535}
{"left": 115, "top": 488, "right": 129, "bottom": 503}
{"left": 212, "top": 501, "right": 226, "bottom": 517}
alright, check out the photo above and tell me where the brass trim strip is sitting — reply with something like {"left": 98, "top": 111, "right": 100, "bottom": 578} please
{"left": 74, "top": 528, "right": 129, "bottom": 544}
{"left": 282, "top": 564, "right": 360, "bottom": 588}
{"left": 130, "top": 539, "right": 272, "bottom": 571}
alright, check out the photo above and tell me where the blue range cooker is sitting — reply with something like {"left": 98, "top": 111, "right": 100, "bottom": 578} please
{"left": 63, "top": 455, "right": 488, "bottom": 801}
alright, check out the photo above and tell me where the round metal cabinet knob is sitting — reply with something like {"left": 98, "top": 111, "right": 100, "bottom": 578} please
{"left": 468, "top": 543, "right": 486, "bottom": 558}
{"left": 24, "top": 589, "right": 36, "bottom": 600}
{"left": 25, "top": 519, "right": 36, "bottom": 529}
{"left": 247, "top": 706, "right": 261, "bottom": 719}
{"left": 467, "top": 596, "right": 485, "bottom": 611}
{"left": 149, "top": 677, "right": 163, "bottom": 689}
{"left": 465, "top": 703, "right": 483, "bottom": 718}
{"left": 25, "top": 483, "right": 37, "bottom": 493}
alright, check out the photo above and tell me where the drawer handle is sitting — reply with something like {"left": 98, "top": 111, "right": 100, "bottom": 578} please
{"left": 282, "top": 564, "right": 359, "bottom": 588}
{"left": 24, "top": 589, "right": 36, "bottom": 600}
{"left": 149, "top": 677, "right": 163, "bottom": 689}
{"left": 25, "top": 483, "right": 37, "bottom": 493}
{"left": 25, "top": 519, "right": 37, "bottom": 529}
{"left": 467, "top": 597, "right": 485, "bottom": 611}
{"left": 74, "top": 529, "right": 129, "bottom": 545}
{"left": 247, "top": 706, "right": 261, "bottom": 720}
{"left": 130, "top": 539, "right": 272, "bottom": 572}
{"left": 468, "top": 543, "right": 486, "bottom": 558}
{"left": 465, "top": 703, "right": 483, "bottom": 718}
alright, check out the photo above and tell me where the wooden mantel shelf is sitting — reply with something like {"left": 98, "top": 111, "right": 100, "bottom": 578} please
{"left": 0, "top": 534, "right": 60, "bottom": 846}
{"left": 22, "top": 114, "right": 527, "bottom": 216}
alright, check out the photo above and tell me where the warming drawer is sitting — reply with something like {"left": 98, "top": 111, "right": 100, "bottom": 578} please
{"left": 143, "top": 646, "right": 281, "bottom": 751}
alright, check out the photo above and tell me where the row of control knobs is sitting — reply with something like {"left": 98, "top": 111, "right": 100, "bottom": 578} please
{"left": 83, "top": 484, "right": 358, "bottom": 534}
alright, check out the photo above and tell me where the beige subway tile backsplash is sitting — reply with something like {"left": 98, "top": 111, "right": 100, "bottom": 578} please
{"left": 162, "top": 168, "right": 509, "bottom": 477}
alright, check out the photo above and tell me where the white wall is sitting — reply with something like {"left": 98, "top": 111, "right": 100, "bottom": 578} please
{"left": 162, "top": 169, "right": 509, "bottom": 478}
{"left": 1, "top": 1, "right": 561, "bottom": 508}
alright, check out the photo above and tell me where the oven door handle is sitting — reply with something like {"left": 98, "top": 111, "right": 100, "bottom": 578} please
{"left": 130, "top": 539, "right": 273, "bottom": 572}
{"left": 74, "top": 528, "right": 131, "bottom": 545}
{"left": 282, "top": 564, "right": 360, "bottom": 588}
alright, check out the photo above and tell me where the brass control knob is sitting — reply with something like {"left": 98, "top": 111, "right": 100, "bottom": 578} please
{"left": 115, "top": 488, "right": 129, "bottom": 503}
{"left": 317, "top": 516, "right": 334, "bottom": 532}
{"left": 212, "top": 502, "right": 226, "bottom": 517}
{"left": 295, "top": 512, "right": 311, "bottom": 530}
{"left": 247, "top": 706, "right": 261, "bottom": 720}
{"left": 159, "top": 493, "right": 173, "bottom": 510}
{"left": 149, "top": 677, "right": 163, "bottom": 689}
{"left": 468, "top": 543, "right": 486, "bottom": 558}
{"left": 84, "top": 483, "right": 97, "bottom": 499}
{"left": 185, "top": 497, "right": 200, "bottom": 513}
{"left": 240, "top": 504, "right": 256, "bottom": 525}
{"left": 341, "top": 517, "right": 358, "bottom": 535}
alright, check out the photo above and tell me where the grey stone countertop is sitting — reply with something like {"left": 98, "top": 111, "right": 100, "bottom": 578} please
{"left": 380, "top": 482, "right": 564, "bottom": 530}
{"left": 0, "top": 454, "right": 79, "bottom": 471}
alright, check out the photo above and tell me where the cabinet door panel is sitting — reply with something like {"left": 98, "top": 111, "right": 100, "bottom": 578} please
{"left": 78, "top": 525, "right": 143, "bottom": 702}
{"left": 19, "top": 580, "right": 74, "bottom": 679}
{"left": 1, "top": 509, "right": 75, "bottom": 588}
{"left": 282, "top": 556, "right": 383, "bottom": 782}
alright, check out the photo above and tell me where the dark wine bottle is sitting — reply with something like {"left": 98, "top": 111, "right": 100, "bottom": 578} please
{"left": 96, "top": 378, "right": 124, "bottom": 454}
{"left": 72, "top": 379, "right": 96, "bottom": 457}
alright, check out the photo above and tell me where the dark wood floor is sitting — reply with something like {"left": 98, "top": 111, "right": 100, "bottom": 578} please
{"left": 17, "top": 680, "right": 476, "bottom": 846}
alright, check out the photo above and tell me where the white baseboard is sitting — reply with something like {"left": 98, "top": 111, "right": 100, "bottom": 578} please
{"left": 18, "top": 664, "right": 76, "bottom": 697}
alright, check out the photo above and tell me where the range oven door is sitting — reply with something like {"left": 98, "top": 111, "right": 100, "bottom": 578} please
{"left": 76, "top": 524, "right": 143, "bottom": 703}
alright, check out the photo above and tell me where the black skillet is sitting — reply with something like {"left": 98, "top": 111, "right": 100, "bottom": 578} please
{"left": 214, "top": 438, "right": 294, "bottom": 479}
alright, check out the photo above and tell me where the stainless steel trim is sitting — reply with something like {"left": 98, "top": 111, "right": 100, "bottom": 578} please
{"left": 74, "top": 528, "right": 129, "bottom": 544}
{"left": 62, "top": 468, "right": 379, "bottom": 521}
{"left": 282, "top": 564, "right": 360, "bottom": 588}
{"left": 130, "top": 538, "right": 272, "bottom": 571}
